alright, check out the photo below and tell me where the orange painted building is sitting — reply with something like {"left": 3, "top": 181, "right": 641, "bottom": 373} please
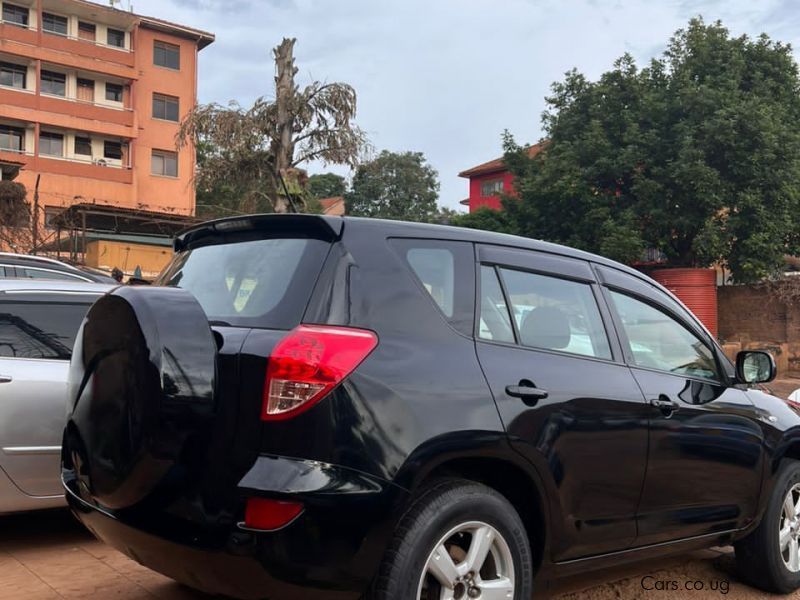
{"left": 0, "top": 0, "right": 214, "bottom": 230}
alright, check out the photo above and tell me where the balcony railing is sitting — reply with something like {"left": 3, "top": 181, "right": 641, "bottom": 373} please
{"left": 0, "top": 19, "right": 37, "bottom": 32}
{"left": 41, "top": 28, "right": 132, "bottom": 53}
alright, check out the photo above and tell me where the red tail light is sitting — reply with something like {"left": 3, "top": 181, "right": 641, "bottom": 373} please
{"left": 244, "top": 497, "right": 303, "bottom": 530}
{"left": 262, "top": 325, "right": 378, "bottom": 421}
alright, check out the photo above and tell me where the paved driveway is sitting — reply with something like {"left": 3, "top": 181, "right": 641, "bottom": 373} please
{"left": 0, "top": 510, "right": 787, "bottom": 599}
{"left": 0, "top": 510, "right": 209, "bottom": 599}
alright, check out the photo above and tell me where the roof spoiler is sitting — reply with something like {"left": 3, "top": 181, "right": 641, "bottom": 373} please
{"left": 174, "top": 214, "right": 344, "bottom": 252}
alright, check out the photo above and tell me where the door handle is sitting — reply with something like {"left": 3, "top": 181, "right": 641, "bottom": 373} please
{"left": 0, "top": 375, "right": 11, "bottom": 384}
{"left": 506, "top": 380, "right": 548, "bottom": 406}
{"left": 650, "top": 395, "right": 679, "bottom": 416}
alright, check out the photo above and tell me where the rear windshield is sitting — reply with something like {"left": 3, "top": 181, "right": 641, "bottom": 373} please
{"left": 157, "top": 237, "right": 331, "bottom": 329}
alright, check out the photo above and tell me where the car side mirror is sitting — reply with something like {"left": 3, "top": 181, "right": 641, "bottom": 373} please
{"left": 736, "top": 351, "right": 777, "bottom": 385}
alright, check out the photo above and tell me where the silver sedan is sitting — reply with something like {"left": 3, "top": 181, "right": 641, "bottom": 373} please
{"left": 0, "top": 279, "right": 111, "bottom": 513}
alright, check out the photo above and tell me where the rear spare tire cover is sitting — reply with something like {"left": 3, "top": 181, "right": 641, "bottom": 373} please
{"left": 67, "top": 286, "right": 216, "bottom": 510}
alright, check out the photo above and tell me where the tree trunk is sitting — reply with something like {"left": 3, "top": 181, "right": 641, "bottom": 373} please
{"left": 273, "top": 38, "right": 298, "bottom": 213}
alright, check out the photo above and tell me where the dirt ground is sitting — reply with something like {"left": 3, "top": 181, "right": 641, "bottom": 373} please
{"left": 0, "top": 510, "right": 784, "bottom": 600}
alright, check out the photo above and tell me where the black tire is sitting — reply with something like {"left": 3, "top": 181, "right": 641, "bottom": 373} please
{"left": 735, "top": 460, "right": 800, "bottom": 593}
{"left": 369, "top": 478, "right": 534, "bottom": 600}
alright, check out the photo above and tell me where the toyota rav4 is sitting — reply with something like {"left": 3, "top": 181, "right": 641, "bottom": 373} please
{"left": 63, "top": 214, "right": 800, "bottom": 599}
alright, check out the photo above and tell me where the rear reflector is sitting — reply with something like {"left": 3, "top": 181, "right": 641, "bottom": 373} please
{"left": 244, "top": 498, "right": 303, "bottom": 531}
{"left": 263, "top": 325, "right": 378, "bottom": 421}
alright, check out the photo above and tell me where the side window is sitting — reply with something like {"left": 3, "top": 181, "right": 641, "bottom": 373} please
{"left": 0, "top": 302, "right": 93, "bottom": 360}
{"left": 390, "top": 239, "right": 475, "bottom": 336}
{"left": 608, "top": 290, "right": 719, "bottom": 381}
{"left": 20, "top": 268, "right": 83, "bottom": 281}
{"left": 478, "top": 266, "right": 514, "bottom": 343}
{"left": 499, "top": 268, "right": 612, "bottom": 359}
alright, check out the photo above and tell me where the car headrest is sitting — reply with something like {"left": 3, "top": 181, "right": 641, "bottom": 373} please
{"left": 520, "top": 306, "right": 571, "bottom": 350}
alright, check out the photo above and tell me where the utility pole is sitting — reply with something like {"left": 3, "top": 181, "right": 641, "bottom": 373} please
{"left": 31, "top": 174, "right": 40, "bottom": 255}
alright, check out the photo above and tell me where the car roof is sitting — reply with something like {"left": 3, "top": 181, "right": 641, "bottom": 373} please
{"left": 178, "top": 213, "right": 649, "bottom": 279}
{"left": 0, "top": 280, "right": 114, "bottom": 295}
{"left": 0, "top": 252, "right": 81, "bottom": 268}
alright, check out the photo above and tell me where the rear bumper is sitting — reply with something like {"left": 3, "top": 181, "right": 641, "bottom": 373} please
{"left": 64, "top": 455, "right": 407, "bottom": 600}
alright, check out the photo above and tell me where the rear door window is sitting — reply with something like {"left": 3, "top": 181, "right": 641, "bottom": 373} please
{"left": 158, "top": 237, "right": 331, "bottom": 329}
{"left": 0, "top": 301, "right": 95, "bottom": 360}
{"left": 478, "top": 266, "right": 514, "bottom": 343}
{"left": 19, "top": 267, "right": 84, "bottom": 281}
{"left": 485, "top": 267, "right": 612, "bottom": 360}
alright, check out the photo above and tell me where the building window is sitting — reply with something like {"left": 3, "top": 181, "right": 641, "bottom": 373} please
{"left": 152, "top": 93, "right": 179, "bottom": 121}
{"left": 480, "top": 179, "right": 504, "bottom": 197}
{"left": 42, "top": 12, "right": 68, "bottom": 35}
{"left": 107, "top": 28, "right": 125, "bottom": 48}
{"left": 2, "top": 3, "right": 29, "bottom": 27}
{"left": 39, "top": 132, "right": 64, "bottom": 157}
{"left": 0, "top": 125, "right": 24, "bottom": 152}
{"left": 77, "top": 78, "right": 94, "bottom": 102}
{"left": 78, "top": 21, "right": 95, "bottom": 41}
{"left": 74, "top": 136, "right": 92, "bottom": 157}
{"left": 154, "top": 40, "right": 180, "bottom": 70}
{"left": 105, "top": 82, "right": 123, "bottom": 103}
{"left": 103, "top": 140, "right": 123, "bottom": 161}
{"left": 0, "top": 62, "right": 26, "bottom": 89}
{"left": 44, "top": 206, "right": 61, "bottom": 230}
{"left": 151, "top": 149, "right": 178, "bottom": 177}
{"left": 41, "top": 70, "right": 66, "bottom": 97}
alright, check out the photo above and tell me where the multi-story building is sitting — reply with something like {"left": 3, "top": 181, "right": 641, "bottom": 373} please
{"left": 0, "top": 0, "right": 214, "bottom": 225}
{"left": 458, "top": 143, "right": 544, "bottom": 212}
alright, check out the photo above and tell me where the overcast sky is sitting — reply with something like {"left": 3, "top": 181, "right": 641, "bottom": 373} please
{"left": 121, "top": 0, "right": 800, "bottom": 210}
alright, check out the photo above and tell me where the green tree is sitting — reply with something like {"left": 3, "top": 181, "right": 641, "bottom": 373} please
{"left": 0, "top": 180, "right": 31, "bottom": 252}
{"left": 194, "top": 140, "right": 248, "bottom": 219}
{"left": 346, "top": 150, "right": 441, "bottom": 222}
{"left": 502, "top": 18, "right": 800, "bottom": 282}
{"left": 179, "top": 38, "right": 367, "bottom": 215}
{"left": 308, "top": 173, "right": 347, "bottom": 199}
{"left": 451, "top": 206, "right": 514, "bottom": 234}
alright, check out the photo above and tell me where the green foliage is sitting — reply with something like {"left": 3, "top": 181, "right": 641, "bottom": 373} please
{"left": 194, "top": 140, "right": 251, "bottom": 219}
{"left": 0, "top": 180, "right": 31, "bottom": 252}
{"left": 346, "top": 151, "right": 441, "bottom": 222}
{"left": 308, "top": 173, "right": 347, "bottom": 199}
{"left": 0, "top": 180, "right": 28, "bottom": 226}
{"left": 501, "top": 18, "right": 800, "bottom": 282}
{"left": 451, "top": 207, "right": 514, "bottom": 234}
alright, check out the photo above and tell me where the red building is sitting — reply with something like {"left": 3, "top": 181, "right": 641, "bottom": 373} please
{"left": 458, "top": 143, "right": 545, "bottom": 212}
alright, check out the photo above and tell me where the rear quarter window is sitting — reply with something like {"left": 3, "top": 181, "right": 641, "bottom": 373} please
{"left": 157, "top": 237, "right": 331, "bottom": 329}
{"left": 389, "top": 238, "right": 475, "bottom": 336}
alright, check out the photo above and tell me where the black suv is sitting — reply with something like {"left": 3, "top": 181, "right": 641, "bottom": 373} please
{"left": 63, "top": 215, "right": 800, "bottom": 599}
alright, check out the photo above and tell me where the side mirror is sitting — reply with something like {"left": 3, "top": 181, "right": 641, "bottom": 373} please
{"left": 736, "top": 351, "right": 777, "bottom": 385}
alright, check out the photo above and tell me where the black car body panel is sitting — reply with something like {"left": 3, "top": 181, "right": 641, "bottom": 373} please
{"left": 62, "top": 215, "right": 800, "bottom": 597}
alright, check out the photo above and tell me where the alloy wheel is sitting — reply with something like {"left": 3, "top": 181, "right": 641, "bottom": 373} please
{"left": 418, "top": 521, "right": 515, "bottom": 600}
{"left": 780, "top": 483, "right": 800, "bottom": 572}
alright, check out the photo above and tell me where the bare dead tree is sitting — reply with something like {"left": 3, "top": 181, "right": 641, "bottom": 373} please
{"left": 178, "top": 37, "right": 368, "bottom": 215}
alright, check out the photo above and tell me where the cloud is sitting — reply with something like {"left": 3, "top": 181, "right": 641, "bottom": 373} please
{"left": 119, "top": 0, "right": 800, "bottom": 209}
